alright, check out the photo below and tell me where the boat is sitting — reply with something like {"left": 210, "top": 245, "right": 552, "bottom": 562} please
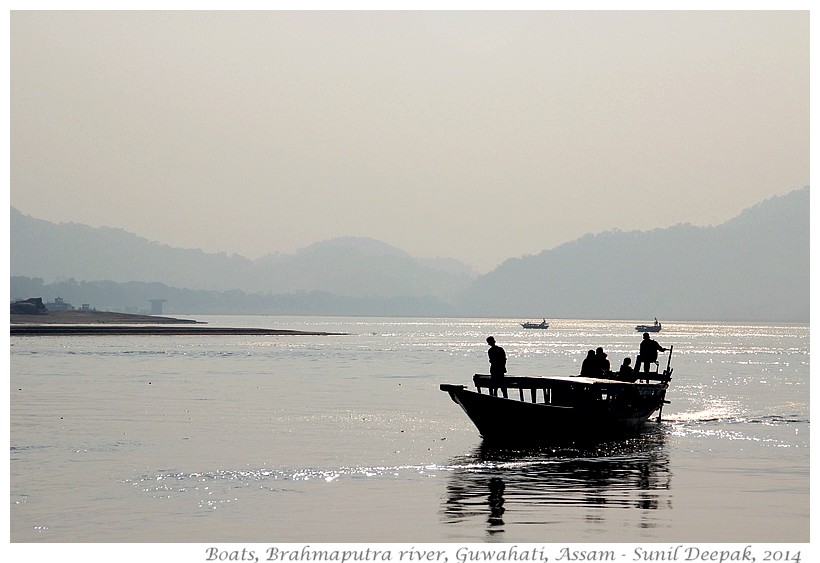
{"left": 521, "top": 319, "right": 550, "bottom": 329}
{"left": 636, "top": 317, "right": 662, "bottom": 332}
{"left": 440, "top": 348, "right": 673, "bottom": 442}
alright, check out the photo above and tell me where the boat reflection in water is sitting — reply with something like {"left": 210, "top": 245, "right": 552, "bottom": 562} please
{"left": 441, "top": 427, "right": 671, "bottom": 540}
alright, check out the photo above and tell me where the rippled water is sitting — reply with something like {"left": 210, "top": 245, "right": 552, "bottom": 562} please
{"left": 10, "top": 317, "right": 809, "bottom": 544}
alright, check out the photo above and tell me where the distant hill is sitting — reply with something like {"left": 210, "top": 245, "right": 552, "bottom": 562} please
{"left": 10, "top": 211, "right": 477, "bottom": 301}
{"left": 453, "top": 187, "right": 809, "bottom": 322}
{"left": 10, "top": 186, "right": 809, "bottom": 321}
{"left": 10, "top": 210, "right": 258, "bottom": 291}
{"left": 251, "top": 236, "right": 477, "bottom": 299}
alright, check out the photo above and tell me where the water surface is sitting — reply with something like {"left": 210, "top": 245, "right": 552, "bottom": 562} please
{"left": 10, "top": 317, "right": 809, "bottom": 543}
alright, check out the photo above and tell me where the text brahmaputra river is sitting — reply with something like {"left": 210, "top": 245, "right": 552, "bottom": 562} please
{"left": 205, "top": 545, "right": 802, "bottom": 563}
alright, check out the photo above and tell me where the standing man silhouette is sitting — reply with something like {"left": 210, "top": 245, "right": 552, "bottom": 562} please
{"left": 636, "top": 332, "right": 667, "bottom": 375}
{"left": 486, "top": 336, "right": 508, "bottom": 398}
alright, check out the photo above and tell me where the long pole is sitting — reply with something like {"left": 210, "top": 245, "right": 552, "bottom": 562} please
{"left": 656, "top": 345, "right": 674, "bottom": 423}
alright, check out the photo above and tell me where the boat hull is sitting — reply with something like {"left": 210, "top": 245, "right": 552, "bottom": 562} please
{"left": 441, "top": 377, "right": 668, "bottom": 443}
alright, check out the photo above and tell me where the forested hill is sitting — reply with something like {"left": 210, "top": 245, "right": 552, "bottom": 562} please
{"left": 453, "top": 187, "right": 809, "bottom": 322}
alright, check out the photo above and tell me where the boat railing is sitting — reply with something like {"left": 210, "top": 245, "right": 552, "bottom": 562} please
{"left": 471, "top": 374, "right": 658, "bottom": 404}
{"left": 636, "top": 370, "right": 672, "bottom": 383}
{"left": 470, "top": 367, "right": 671, "bottom": 404}
{"left": 471, "top": 375, "right": 572, "bottom": 404}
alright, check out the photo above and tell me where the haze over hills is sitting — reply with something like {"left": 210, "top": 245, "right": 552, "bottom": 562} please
{"left": 456, "top": 186, "right": 809, "bottom": 321}
{"left": 10, "top": 211, "right": 477, "bottom": 301}
{"left": 10, "top": 186, "right": 809, "bottom": 321}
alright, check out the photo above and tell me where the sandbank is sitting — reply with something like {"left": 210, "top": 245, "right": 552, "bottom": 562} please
{"left": 10, "top": 310, "right": 344, "bottom": 336}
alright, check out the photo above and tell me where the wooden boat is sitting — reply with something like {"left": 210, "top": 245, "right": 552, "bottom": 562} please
{"left": 521, "top": 319, "right": 550, "bottom": 329}
{"left": 636, "top": 317, "right": 662, "bottom": 332}
{"left": 441, "top": 348, "right": 673, "bottom": 442}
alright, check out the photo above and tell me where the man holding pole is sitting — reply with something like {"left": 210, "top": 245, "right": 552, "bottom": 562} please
{"left": 636, "top": 332, "right": 667, "bottom": 375}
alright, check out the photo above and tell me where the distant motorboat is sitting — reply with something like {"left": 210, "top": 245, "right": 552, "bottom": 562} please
{"left": 521, "top": 319, "right": 550, "bottom": 329}
{"left": 636, "top": 318, "right": 662, "bottom": 332}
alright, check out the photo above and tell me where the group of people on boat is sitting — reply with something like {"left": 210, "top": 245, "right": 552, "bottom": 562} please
{"left": 580, "top": 332, "right": 667, "bottom": 382}
{"left": 485, "top": 332, "right": 666, "bottom": 390}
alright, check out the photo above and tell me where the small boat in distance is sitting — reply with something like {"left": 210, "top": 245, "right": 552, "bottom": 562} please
{"left": 440, "top": 348, "right": 673, "bottom": 443}
{"left": 521, "top": 319, "right": 550, "bottom": 329}
{"left": 636, "top": 317, "right": 662, "bottom": 332}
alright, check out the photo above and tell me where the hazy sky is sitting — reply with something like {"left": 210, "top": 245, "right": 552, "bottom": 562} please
{"left": 10, "top": 10, "right": 809, "bottom": 272}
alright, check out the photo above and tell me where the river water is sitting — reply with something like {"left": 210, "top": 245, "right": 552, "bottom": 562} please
{"left": 9, "top": 316, "right": 810, "bottom": 557}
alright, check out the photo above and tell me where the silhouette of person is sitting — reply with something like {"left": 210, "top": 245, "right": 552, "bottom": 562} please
{"left": 636, "top": 332, "right": 667, "bottom": 375}
{"left": 617, "top": 357, "right": 637, "bottom": 382}
{"left": 595, "top": 347, "right": 611, "bottom": 375}
{"left": 486, "top": 336, "right": 508, "bottom": 398}
{"left": 487, "top": 477, "right": 506, "bottom": 528}
{"left": 580, "top": 349, "right": 600, "bottom": 377}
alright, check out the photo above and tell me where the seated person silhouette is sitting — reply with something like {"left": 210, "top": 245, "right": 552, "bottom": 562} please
{"left": 617, "top": 357, "right": 637, "bottom": 382}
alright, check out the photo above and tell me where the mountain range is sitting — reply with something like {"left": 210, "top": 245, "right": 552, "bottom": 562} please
{"left": 457, "top": 187, "right": 809, "bottom": 321}
{"left": 10, "top": 186, "right": 809, "bottom": 321}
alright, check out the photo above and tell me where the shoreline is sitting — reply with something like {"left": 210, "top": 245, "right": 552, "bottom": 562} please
{"left": 11, "top": 310, "right": 202, "bottom": 325}
{"left": 10, "top": 326, "right": 343, "bottom": 336}
{"left": 10, "top": 310, "right": 345, "bottom": 336}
